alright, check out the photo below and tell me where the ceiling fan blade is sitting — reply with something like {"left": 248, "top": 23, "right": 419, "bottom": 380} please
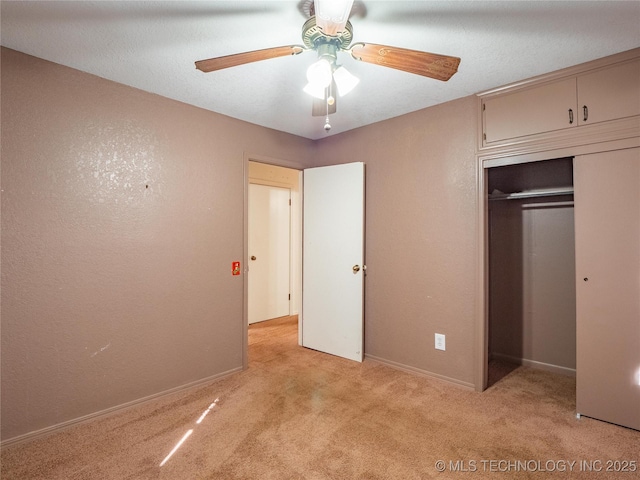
{"left": 195, "top": 45, "right": 306, "bottom": 73}
{"left": 314, "top": 0, "right": 355, "bottom": 36}
{"left": 350, "top": 43, "right": 460, "bottom": 81}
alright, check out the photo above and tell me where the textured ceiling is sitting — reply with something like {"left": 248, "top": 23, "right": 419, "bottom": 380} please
{"left": 1, "top": 1, "right": 639, "bottom": 140}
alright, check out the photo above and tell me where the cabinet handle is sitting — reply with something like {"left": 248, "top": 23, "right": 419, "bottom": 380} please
{"left": 583, "top": 105, "right": 588, "bottom": 122}
{"left": 568, "top": 108, "right": 574, "bottom": 124}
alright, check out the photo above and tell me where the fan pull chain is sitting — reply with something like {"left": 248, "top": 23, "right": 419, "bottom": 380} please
{"left": 324, "top": 84, "right": 332, "bottom": 132}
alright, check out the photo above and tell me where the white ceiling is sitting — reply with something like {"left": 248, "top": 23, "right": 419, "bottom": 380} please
{"left": 2, "top": 1, "right": 639, "bottom": 140}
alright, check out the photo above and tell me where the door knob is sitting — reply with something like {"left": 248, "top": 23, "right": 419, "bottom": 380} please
{"left": 353, "top": 265, "right": 360, "bottom": 273}
{"left": 251, "top": 256, "right": 257, "bottom": 261}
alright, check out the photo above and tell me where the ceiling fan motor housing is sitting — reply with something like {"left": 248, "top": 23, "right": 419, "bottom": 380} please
{"left": 302, "top": 16, "right": 353, "bottom": 51}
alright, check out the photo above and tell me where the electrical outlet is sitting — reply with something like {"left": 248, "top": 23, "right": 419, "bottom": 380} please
{"left": 435, "top": 333, "right": 446, "bottom": 351}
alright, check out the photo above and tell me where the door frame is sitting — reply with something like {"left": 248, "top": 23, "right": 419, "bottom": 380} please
{"left": 475, "top": 137, "right": 640, "bottom": 391}
{"left": 242, "top": 153, "right": 305, "bottom": 369}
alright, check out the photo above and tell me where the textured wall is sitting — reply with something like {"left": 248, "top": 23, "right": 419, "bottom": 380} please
{"left": 2, "top": 46, "right": 480, "bottom": 442}
{"left": 313, "top": 97, "right": 479, "bottom": 386}
{"left": 0, "top": 48, "right": 314, "bottom": 441}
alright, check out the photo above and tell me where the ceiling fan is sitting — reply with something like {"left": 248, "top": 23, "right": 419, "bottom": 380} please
{"left": 195, "top": 0, "right": 460, "bottom": 132}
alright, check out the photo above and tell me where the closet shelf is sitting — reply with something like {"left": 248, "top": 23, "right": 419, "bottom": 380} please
{"left": 489, "top": 186, "right": 574, "bottom": 201}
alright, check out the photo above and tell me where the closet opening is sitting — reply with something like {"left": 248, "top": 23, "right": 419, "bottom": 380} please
{"left": 486, "top": 157, "right": 576, "bottom": 387}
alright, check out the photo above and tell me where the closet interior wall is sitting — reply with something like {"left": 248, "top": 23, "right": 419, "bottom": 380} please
{"left": 488, "top": 158, "right": 576, "bottom": 377}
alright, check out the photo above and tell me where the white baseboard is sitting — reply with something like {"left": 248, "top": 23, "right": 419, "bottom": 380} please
{"left": 365, "top": 354, "right": 476, "bottom": 390}
{"left": 1, "top": 366, "right": 242, "bottom": 449}
{"left": 490, "top": 353, "right": 576, "bottom": 377}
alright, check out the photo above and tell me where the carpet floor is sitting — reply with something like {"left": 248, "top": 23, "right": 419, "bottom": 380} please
{"left": 2, "top": 316, "right": 639, "bottom": 479}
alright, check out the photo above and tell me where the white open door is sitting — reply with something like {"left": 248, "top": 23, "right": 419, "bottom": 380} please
{"left": 248, "top": 184, "right": 291, "bottom": 324}
{"left": 302, "top": 162, "right": 365, "bottom": 362}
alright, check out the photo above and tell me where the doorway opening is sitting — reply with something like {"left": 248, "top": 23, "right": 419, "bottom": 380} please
{"left": 245, "top": 160, "right": 303, "bottom": 364}
{"left": 243, "top": 159, "right": 366, "bottom": 368}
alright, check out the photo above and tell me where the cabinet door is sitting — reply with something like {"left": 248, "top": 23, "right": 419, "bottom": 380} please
{"left": 578, "top": 59, "right": 640, "bottom": 125}
{"left": 574, "top": 148, "right": 640, "bottom": 431}
{"left": 483, "top": 78, "right": 576, "bottom": 144}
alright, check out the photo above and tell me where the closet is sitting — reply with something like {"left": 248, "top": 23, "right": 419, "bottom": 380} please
{"left": 488, "top": 158, "right": 576, "bottom": 378}
{"left": 487, "top": 152, "right": 640, "bottom": 431}
{"left": 479, "top": 47, "right": 639, "bottom": 431}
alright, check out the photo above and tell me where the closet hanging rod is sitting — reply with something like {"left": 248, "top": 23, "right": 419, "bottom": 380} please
{"left": 488, "top": 187, "right": 574, "bottom": 201}
{"left": 522, "top": 201, "right": 574, "bottom": 209}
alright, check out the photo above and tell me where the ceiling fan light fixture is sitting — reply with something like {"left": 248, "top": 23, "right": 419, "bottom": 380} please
{"left": 315, "top": 0, "right": 355, "bottom": 35}
{"left": 194, "top": 0, "right": 460, "bottom": 133}
{"left": 306, "top": 58, "right": 333, "bottom": 88}
{"left": 333, "top": 65, "right": 359, "bottom": 96}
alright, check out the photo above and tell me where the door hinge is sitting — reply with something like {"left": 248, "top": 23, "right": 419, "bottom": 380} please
{"left": 483, "top": 133, "right": 487, "bottom": 141}
{"left": 288, "top": 294, "right": 291, "bottom": 300}
{"left": 483, "top": 103, "right": 486, "bottom": 111}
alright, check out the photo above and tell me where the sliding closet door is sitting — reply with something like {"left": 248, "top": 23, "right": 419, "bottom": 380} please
{"left": 574, "top": 148, "right": 640, "bottom": 430}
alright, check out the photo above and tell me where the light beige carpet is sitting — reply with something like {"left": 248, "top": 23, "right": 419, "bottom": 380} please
{"left": 2, "top": 316, "right": 639, "bottom": 479}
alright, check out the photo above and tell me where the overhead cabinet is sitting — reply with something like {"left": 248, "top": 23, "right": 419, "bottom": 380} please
{"left": 483, "top": 78, "right": 576, "bottom": 143}
{"left": 578, "top": 59, "right": 640, "bottom": 126}
{"left": 482, "top": 57, "right": 640, "bottom": 146}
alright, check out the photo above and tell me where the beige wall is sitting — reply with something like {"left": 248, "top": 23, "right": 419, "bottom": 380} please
{"left": 313, "top": 98, "right": 479, "bottom": 386}
{"left": 2, "top": 47, "right": 480, "bottom": 442}
{"left": 0, "top": 48, "right": 315, "bottom": 441}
